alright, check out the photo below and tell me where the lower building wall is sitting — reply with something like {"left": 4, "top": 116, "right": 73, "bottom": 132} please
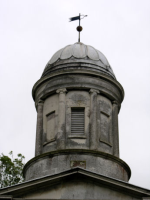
{"left": 22, "top": 179, "right": 141, "bottom": 200}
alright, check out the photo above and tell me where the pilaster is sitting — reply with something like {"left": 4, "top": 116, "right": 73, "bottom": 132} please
{"left": 35, "top": 100, "right": 44, "bottom": 156}
{"left": 112, "top": 101, "right": 119, "bottom": 157}
{"left": 89, "top": 89, "right": 100, "bottom": 150}
{"left": 56, "top": 88, "right": 67, "bottom": 149}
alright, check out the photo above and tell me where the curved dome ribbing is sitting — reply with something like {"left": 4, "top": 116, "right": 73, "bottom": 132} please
{"left": 42, "top": 42, "right": 116, "bottom": 79}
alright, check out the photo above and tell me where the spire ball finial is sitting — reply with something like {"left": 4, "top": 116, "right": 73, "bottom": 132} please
{"left": 77, "top": 26, "right": 83, "bottom": 32}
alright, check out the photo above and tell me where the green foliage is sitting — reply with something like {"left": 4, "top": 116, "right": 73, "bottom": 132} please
{"left": 0, "top": 151, "right": 25, "bottom": 188}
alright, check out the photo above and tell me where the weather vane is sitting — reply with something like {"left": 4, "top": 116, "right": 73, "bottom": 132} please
{"left": 69, "top": 13, "right": 87, "bottom": 43}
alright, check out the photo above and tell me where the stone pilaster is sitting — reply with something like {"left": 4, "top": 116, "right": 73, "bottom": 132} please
{"left": 35, "top": 100, "right": 44, "bottom": 156}
{"left": 56, "top": 88, "right": 67, "bottom": 149}
{"left": 112, "top": 101, "right": 119, "bottom": 157}
{"left": 89, "top": 89, "right": 100, "bottom": 150}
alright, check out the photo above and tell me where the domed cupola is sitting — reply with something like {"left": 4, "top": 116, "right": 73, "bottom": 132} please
{"left": 42, "top": 42, "right": 115, "bottom": 79}
{"left": 24, "top": 41, "right": 131, "bottom": 184}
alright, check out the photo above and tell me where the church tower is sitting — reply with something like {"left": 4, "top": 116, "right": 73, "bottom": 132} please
{"left": 23, "top": 42, "right": 131, "bottom": 182}
{"left": 1, "top": 36, "right": 150, "bottom": 200}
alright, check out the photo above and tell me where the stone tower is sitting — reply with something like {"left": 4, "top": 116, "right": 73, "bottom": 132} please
{"left": 23, "top": 42, "right": 131, "bottom": 182}
{"left": 1, "top": 42, "right": 150, "bottom": 200}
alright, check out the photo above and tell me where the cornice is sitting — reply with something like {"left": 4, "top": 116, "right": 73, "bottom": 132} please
{"left": 32, "top": 69, "right": 124, "bottom": 102}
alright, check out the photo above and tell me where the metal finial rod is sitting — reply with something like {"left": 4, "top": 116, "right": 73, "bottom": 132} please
{"left": 77, "top": 25, "right": 82, "bottom": 42}
{"left": 79, "top": 32, "right": 80, "bottom": 43}
{"left": 69, "top": 13, "right": 87, "bottom": 43}
{"left": 79, "top": 13, "right": 80, "bottom": 42}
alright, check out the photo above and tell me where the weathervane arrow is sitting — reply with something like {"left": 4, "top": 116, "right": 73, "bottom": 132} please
{"left": 69, "top": 13, "right": 87, "bottom": 42}
{"left": 69, "top": 16, "right": 80, "bottom": 22}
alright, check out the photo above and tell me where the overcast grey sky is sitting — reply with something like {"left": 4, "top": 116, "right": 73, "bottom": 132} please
{"left": 0, "top": 0, "right": 150, "bottom": 189}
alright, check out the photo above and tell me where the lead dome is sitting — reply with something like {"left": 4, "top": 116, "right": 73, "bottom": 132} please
{"left": 42, "top": 42, "right": 116, "bottom": 79}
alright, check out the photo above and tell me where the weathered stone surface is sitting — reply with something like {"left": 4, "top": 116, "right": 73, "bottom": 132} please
{"left": 33, "top": 72, "right": 124, "bottom": 106}
{"left": 35, "top": 100, "right": 44, "bottom": 156}
{"left": 34, "top": 90, "right": 121, "bottom": 156}
{"left": 1, "top": 168, "right": 150, "bottom": 199}
{"left": 28, "top": 56, "right": 126, "bottom": 182}
{"left": 56, "top": 88, "right": 67, "bottom": 149}
{"left": 24, "top": 150, "right": 131, "bottom": 182}
{"left": 112, "top": 101, "right": 120, "bottom": 157}
{"left": 23, "top": 180, "right": 141, "bottom": 200}
{"left": 89, "top": 89, "right": 99, "bottom": 150}
{"left": 0, "top": 42, "right": 150, "bottom": 200}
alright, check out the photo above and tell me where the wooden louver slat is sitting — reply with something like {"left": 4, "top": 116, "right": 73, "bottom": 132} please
{"left": 71, "top": 108, "right": 84, "bottom": 134}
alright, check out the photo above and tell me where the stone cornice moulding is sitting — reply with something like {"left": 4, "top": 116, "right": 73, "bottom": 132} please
{"left": 32, "top": 69, "right": 124, "bottom": 101}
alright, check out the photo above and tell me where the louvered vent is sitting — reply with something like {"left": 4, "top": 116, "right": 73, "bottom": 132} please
{"left": 71, "top": 108, "right": 85, "bottom": 134}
